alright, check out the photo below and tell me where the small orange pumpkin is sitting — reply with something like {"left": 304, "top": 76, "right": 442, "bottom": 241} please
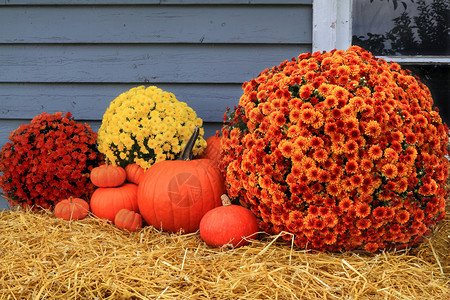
{"left": 198, "top": 133, "right": 221, "bottom": 167}
{"left": 125, "top": 163, "right": 145, "bottom": 184}
{"left": 90, "top": 183, "right": 139, "bottom": 222}
{"left": 199, "top": 194, "right": 259, "bottom": 248}
{"left": 90, "top": 163, "right": 126, "bottom": 188}
{"left": 54, "top": 197, "right": 90, "bottom": 221}
{"left": 114, "top": 208, "right": 143, "bottom": 232}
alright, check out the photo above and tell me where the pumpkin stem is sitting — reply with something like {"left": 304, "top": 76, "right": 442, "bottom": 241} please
{"left": 178, "top": 126, "right": 200, "bottom": 161}
{"left": 220, "top": 194, "right": 232, "bottom": 206}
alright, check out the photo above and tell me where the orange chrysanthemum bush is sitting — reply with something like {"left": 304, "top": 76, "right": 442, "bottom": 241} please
{"left": 220, "top": 46, "right": 449, "bottom": 252}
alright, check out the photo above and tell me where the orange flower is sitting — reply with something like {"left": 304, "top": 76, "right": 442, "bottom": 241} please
{"left": 382, "top": 163, "right": 398, "bottom": 179}
{"left": 396, "top": 210, "right": 410, "bottom": 224}
{"left": 326, "top": 182, "right": 342, "bottom": 196}
{"left": 317, "top": 84, "right": 334, "bottom": 97}
{"left": 323, "top": 215, "right": 338, "bottom": 228}
{"left": 364, "top": 242, "right": 379, "bottom": 253}
{"left": 350, "top": 174, "right": 363, "bottom": 187}
{"left": 355, "top": 203, "right": 371, "bottom": 218}
{"left": 299, "top": 84, "right": 314, "bottom": 99}
{"left": 301, "top": 157, "right": 316, "bottom": 170}
{"left": 384, "top": 148, "right": 398, "bottom": 162}
{"left": 279, "top": 140, "right": 294, "bottom": 158}
{"left": 364, "top": 120, "right": 381, "bottom": 138}
{"left": 345, "top": 160, "right": 358, "bottom": 174}
{"left": 356, "top": 218, "right": 371, "bottom": 230}
{"left": 308, "top": 205, "right": 319, "bottom": 216}
{"left": 368, "top": 145, "right": 383, "bottom": 160}
{"left": 313, "top": 149, "right": 328, "bottom": 163}
{"left": 344, "top": 140, "right": 359, "bottom": 153}
{"left": 306, "top": 167, "right": 320, "bottom": 182}
{"left": 323, "top": 232, "right": 337, "bottom": 245}
{"left": 372, "top": 207, "right": 387, "bottom": 220}
{"left": 294, "top": 136, "right": 310, "bottom": 153}
{"left": 309, "top": 136, "right": 324, "bottom": 148}
{"left": 289, "top": 109, "right": 301, "bottom": 124}
{"left": 300, "top": 108, "right": 316, "bottom": 124}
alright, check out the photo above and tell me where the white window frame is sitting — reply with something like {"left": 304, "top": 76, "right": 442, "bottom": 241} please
{"left": 312, "top": 0, "right": 450, "bottom": 65}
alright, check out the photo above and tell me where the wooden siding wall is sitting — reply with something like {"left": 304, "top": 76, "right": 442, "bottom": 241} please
{"left": 0, "top": 0, "right": 312, "bottom": 149}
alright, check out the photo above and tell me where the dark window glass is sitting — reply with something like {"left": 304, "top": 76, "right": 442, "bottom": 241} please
{"left": 352, "top": 0, "right": 450, "bottom": 56}
{"left": 403, "top": 64, "right": 450, "bottom": 126}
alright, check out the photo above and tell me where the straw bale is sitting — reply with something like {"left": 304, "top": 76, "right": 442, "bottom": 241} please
{"left": 0, "top": 205, "right": 449, "bottom": 299}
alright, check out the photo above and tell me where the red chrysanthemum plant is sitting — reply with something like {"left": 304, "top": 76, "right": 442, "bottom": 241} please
{"left": 0, "top": 112, "right": 103, "bottom": 210}
{"left": 220, "top": 46, "right": 449, "bottom": 252}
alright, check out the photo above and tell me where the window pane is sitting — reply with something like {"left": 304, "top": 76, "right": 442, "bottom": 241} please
{"left": 352, "top": 0, "right": 450, "bottom": 56}
{"left": 403, "top": 64, "right": 450, "bottom": 126}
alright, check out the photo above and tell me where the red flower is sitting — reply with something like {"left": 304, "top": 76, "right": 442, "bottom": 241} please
{"left": 350, "top": 174, "right": 363, "bottom": 187}
{"left": 345, "top": 160, "right": 358, "bottom": 174}
{"left": 396, "top": 210, "right": 410, "bottom": 224}
{"left": 314, "top": 219, "right": 325, "bottom": 230}
{"left": 355, "top": 203, "right": 371, "bottom": 218}
{"left": 356, "top": 219, "right": 371, "bottom": 230}
{"left": 337, "top": 198, "right": 352, "bottom": 212}
{"left": 372, "top": 207, "right": 387, "bottom": 220}
{"left": 364, "top": 242, "right": 379, "bottom": 253}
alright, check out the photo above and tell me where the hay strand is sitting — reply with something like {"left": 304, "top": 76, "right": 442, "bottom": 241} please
{"left": 0, "top": 207, "right": 449, "bottom": 299}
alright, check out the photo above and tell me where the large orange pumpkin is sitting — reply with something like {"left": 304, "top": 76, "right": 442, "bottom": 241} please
{"left": 138, "top": 127, "right": 225, "bottom": 233}
{"left": 90, "top": 183, "right": 139, "bottom": 222}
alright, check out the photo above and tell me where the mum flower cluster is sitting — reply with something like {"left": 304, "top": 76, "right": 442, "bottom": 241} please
{"left": 220, "top": 46, "right": 449, "bottom": 252}
{"left": 97, "top": 86, "right": 206, "bottom": 170}
{"left": 0, "top": 112, "right": 102, "bottom": 210}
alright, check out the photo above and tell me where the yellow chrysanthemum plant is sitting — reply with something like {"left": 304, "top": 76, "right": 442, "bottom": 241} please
{"left": 97, "top": 86, "right": 206, "bottom": 169}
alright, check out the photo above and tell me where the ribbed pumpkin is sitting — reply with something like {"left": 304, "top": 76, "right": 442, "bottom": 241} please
{"left": 125, "top": 163, "right": 145, "bottom": 185}
{"left": 138, "top": 127, "right": 225, "bottom": 233}
{"left": 114, "top": 208, "right": 143, "bottom": 232}
{"left": 90, "top": 164, "right": 126, "bottom": 188}
{"left": 54, "top": 197, "right": 90, "bottom": 221}
{"left": 200, "top": 194, "right": 259, "bottom": 248}
{"left": 90, "top": 183, "right": 139, "bottom": 222}
{"left": 198, "top": 134, "right": 221, "bottom": 167}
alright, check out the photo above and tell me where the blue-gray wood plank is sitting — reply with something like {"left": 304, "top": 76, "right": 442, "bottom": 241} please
{"left": 0, "top": 44, "right": 309, "bottom": 83}
{"left": 0, "top": 6, "right": 311, "bottom": 44}
{"left": 0, "top": 83, "right": 244, "bottom": 121}
{"left": 2, "top": 1, "right": 312, "bottom": 5}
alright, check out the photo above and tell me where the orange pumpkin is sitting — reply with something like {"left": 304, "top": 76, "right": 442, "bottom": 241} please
{"left": 198, "top": 134, "right": 221, "bottom": 166}
{"left": 200, "top": 194, "right": 259, "bottom": 248}
{"left": 125, "top": 163, "right": 145, "bottom": 184}
{"left": 90, "top": 164, "right": 126, "bottom": 188}
{"left": 90, "top": 183, "right": 139, "bottom": 222}
{"left": 138, "top": 127, "right": 225, "bottom": 234}
{"left": 114, "top": 208, "right": 143, "bottom": 232}
{"left": 54, "top": 197, "right": 90, "bottom": 221}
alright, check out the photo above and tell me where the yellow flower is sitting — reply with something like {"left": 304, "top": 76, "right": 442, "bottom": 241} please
{"left": 147, "top": 139, "right": 157, "bottom": 149}
{"left": 162, "top": 143, "right": 171, "bottom": 152}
